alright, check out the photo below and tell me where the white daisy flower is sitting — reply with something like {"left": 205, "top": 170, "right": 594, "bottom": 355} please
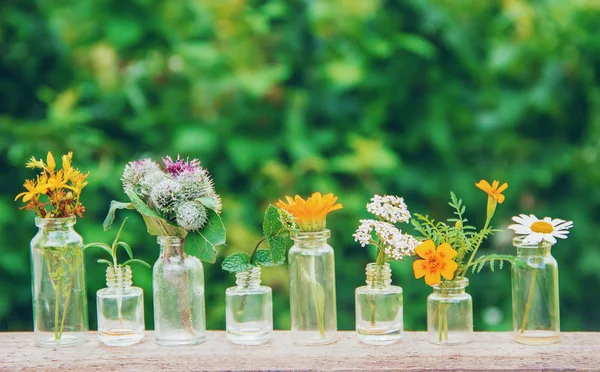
{"left": 508, "top": 214, "right": 573, "bottom": 244}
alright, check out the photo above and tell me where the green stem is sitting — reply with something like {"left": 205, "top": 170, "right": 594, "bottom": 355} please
{"left": 460, "top": 217, "right": 491, "bottom": 277}
{"left": 312, "top": 253, "right": 325, "bottom": 338}
{"left": 54, "top": 280, "right": 60, "bottom": 341}
{"left": 58, "top": 278, "right": 74, "bottom": 340}
{"left": 520, "top": 243, "right": 544, "bottom": 334}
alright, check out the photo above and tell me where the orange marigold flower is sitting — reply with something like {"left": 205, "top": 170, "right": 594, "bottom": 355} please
{"left": 412, "top": 240, "right": 458, "bottom": 285}
{"left": 276, "top": 192, "right": 342, "bottom": 232}
{"left": 475, "top": 180, "right": 508, "bottom": 204}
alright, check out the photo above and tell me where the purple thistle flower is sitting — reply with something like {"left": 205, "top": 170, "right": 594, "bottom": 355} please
{"left": 162, "top": 155, "right": 202, "bottom": 176}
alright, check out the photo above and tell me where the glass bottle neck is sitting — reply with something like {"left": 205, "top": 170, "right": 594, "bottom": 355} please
{"left": 431, "top": 277, "right": 469, "bottom": 295}
{"left": 235, "top": 266, "right": 261, "bottom": 289}
{"left": 513, "top": 237, "right": 553, "bottom": 257}
{"left": 365, "top": 262, "right": 392, "bottom": 289}
{"left": 157, "top": 236, "right": 185, "bottom": 258}
{"left": 292, "top": 230, "right": 331, "bottom": 249}
{"left": 35, "top": 216, "right": 76, "bottom": 232}
{"left": 106, "top": 265, "right": 133, "bottom": 290}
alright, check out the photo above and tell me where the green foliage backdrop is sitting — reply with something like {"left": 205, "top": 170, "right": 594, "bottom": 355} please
{"left": 1, "top": 0, "right": 599, "bottom": 332}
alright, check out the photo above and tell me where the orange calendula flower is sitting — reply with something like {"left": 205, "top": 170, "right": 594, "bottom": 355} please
{"left": 475, "top": 180, "right": 508, "bottom": 204}
{"left": 475, "top": 179, "right": 508, "bottom": 219}
{"left": 276, "top": 192, "right": 342, "bottom": 232}
{"left": 412, "top": 240, "right": 458, "bottom": 285}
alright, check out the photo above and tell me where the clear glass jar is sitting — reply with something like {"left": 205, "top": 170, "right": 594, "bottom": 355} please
{"left": 30, "top": 217, "right": 88, "bottom": 347}
{"left": 225, "top": 266, "right": 272, "bottom": 345}
{"left": 511, "top": 237, "right": 559, "bottom": 345}
{"left": 427, "top": 277, "right": 473, "bottom": 345}
{"left": 153, "top": 236, "right": 205, "bottom": 346}
{"left": 355, "top": 263, "right": 403, "bottom": 345}
{"left": 288, "top": 230, "right": 337, "bottom": 345}
{"left": 97, "top": 265, "right": 145, "bottom": 346}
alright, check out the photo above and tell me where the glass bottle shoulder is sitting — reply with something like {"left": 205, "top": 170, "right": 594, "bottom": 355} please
{"left": 356, "top": 284, "right": 403, "bottom": 295}
{"left": 288, "top": 243, "right": 334, "bottom": 256}
{"left": 226, "top": 285, "right": 272, "bottom": 296}
{"left": 97, "top": 286, "right": 143, "bottom": 298}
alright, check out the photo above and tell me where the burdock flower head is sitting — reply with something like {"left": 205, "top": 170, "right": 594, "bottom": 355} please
{"left": 276, "top": 192, "right": 342, "bottom": 232}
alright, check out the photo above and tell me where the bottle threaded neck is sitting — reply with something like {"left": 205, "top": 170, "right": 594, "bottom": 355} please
{"left": 235, "top": 266, "right": 261, "bottom": 289}
{"left": 366, "top": 262, "right": 392, "bottom": 288}
{"left": 106, "top": 265, "right": 133, "bottom": 289}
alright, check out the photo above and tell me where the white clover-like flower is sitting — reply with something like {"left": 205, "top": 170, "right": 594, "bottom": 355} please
{"left": 122, "top": 159, "right": 162, "bottom": 193}
{"left": 353, "top": 219, "right": 418, "bottom": 260}
{"left": 176, "top": 201, "right": 208, "bottom": 231}
{"left": 366, "top": 194, "right": 411, "bottom": 224}
{"left": 150, "top": 179, "right": 181, "bottom": 215}
{"left": 508, "top": 214, "right": 573, "bottom": 244}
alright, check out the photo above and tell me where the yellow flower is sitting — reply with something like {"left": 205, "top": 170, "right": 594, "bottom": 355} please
{"left": 14, "top": 179, "right": 49, "bottom": 202}
{"left": 276, "top": 192, "right": 342, "bottom": 232}
{"left": 25, "top": 156, "right": 44, "bottom": 169}
{"left": 46, "top": 151, "right": 56, "bottom": 173}
{"left": 413, "top": 240, "right": 458, "bottom": 285}
{"left": 475, "top": 179, "right": 508, "bottom": 219}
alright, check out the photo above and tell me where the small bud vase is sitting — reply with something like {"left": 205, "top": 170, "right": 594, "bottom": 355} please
{"left": 153, "top": 236, "right": 206, "bottom": 346}
{"left": 427, "top": 277, "right": 473, "bottom": 345}
{"left": 288, "top": 230, "right": 337, "bottom": 345}
{"left": 225, "top": 266, "right": 273, "bottom": 345}
{"left": 97, "top": 265, "right": 145, "bottom": 346}
{"left": 355, "top": 262, "right": 403, "bottom": 345}
{"left": 511, "top": 237, "right": 559, "bottom": 345}
{"left": 30, "top": 217, "right": 88, "bottom": 347}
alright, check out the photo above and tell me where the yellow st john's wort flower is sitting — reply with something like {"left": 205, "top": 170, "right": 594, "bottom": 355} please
{"left": 475, "top": 179, "right": 508, "bottom": 219}
{"left": 14, "top": 179, "right": 49, "bottom": 202}
{"left": 413, "top": 240, "right": 458, "bottom": 285}
{"left": 276, "top": 192, "right": 342, "bottom": 232}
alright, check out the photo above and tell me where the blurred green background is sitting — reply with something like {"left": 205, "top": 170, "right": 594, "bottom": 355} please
{"left": 1, "top": 0, "right": 599, "bottom": 333}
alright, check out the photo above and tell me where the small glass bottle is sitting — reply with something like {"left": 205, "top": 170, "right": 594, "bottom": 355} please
{"left": 153, "top": 236, "right": 206, "bottom": 346}
{"left": 97, "top": 265, "right": 145, "bottom": 346}
{"left": 225, "top": 266, "right": 272, "bottom": 345}
{"left": 30, "top": 217, "right": 88, "bottom": 347}
{"left": 288, "top": 230, "right": 337, "bottom": 345}
{"left": 511, "top": 237, "right": 559, "bottom": 345}
{"left": 427, "top": 277, "right": 473, "bottom": 345}
{"left": 355, "top": 263, "right": 403, "bottom": 345}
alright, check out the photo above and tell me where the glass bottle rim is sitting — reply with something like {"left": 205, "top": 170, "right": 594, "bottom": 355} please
{"left": 512, "top": 236, "right": 554, "bottom": 249}
{"left": 430, "top": 276, "right": 469, "bottom": 289}
{"left": 157, "top": 235, "right": 185, "bottom": 245}
{"left": 291, "top": 229, "right": 331, "bottom": 240}
{"left": 34, "top": 216, "right": 76, "bottom": 227}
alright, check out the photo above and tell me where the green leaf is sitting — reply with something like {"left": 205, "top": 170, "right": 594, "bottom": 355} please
{"left": 262, "top": 205, "right": 287, "bottom": 265}
{"left": 83, "top": 243, "right": 113, "bottom": 257}
{"left": 221, "top": 252, "right": 251, "bottom": 273}
{"left": 103, "top": 201, "right": 133, "bottom": 231}
{"left": 97, "top": 259, "right": 113, "bottom": 266}
{"left": 253, "top": 249, "right": 277, "bottom": 267}
{"left": 194, "top": 209, "right": 226, "bottom": 263}
{"left": 196, "top": 196, "right": 220, "bottom": 212}
{"left": 116, "top": 242, "right": 133, "bottom": 259}
{"left": 112, "top": 217, "right": 129, "bottom": 247}
{"left": 122, "top": 258, "right": 151, "bottom": 268}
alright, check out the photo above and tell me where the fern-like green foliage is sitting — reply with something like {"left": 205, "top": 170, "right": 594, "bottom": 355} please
{"left": 468, "top": 254, "right": 520, "bottom": 273}
{"left": 412, "top": 192, "right": 506, "bottom": 278}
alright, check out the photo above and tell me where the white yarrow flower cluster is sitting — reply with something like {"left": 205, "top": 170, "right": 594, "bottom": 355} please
{"left": 354, "top": 194, "right": 418, "bottom": 261}
{"left": 366, "top": 194, "right": 411, "bottom": 224}
{"left": 353, "top": 219, "right": 418, "bottom": 260}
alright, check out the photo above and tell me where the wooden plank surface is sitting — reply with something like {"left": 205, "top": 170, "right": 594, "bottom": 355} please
{"left": 1, "top": 331, "right": 599, "bottom": 371}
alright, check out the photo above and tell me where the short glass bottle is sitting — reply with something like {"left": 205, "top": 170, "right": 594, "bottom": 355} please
{"left": 153, "top": 236, "right": 206, "bottom": 346}
{"left": 30, "top": 217, "right": 88, "bottom": 347}
{"left": 511, "top": 237, "right": 559, "bottom": 345}
{"left": 97, "top": 265, "right": 145, "bottom": 346}
{"left": 225, "top": 266, "right": 273, "bottom": 345}
{"left": 427, "top": 277, "right": 473, "bottom": 345}
{"left": 288, "top": 230, "right": 337, "bottom": 345}
{"left": 355, "top": 262, "right": 403, "bottom": 345}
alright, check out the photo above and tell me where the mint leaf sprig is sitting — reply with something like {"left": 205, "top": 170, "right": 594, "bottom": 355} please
{"left": 222, "top": 205, "right": 297, "bottom": 273}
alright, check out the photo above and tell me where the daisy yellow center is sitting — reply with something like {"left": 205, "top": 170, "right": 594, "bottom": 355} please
{"left": 531, "top": 221, "right": 553, "bottom": 234}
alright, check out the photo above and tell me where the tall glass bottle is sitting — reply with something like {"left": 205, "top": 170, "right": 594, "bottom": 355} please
{"left": 153, "top": 236, "right": 205, "bottom": 346}
{"left": 288, "top": 230, "right": 337, "bottom": 345}
{"left": 225, "top": 266, "right": 272, "bottom": 345}
{"left": 97, "top": 265, "right": 145, "bottom": 346}
{"left": 427, "top": 277, "right": 472, "bottom": 345}
{"left": 30, "top": 217, "right": 88, "bottom": 347}
{"left": 355, "top": 263, "right": 403, "bottom": 345}
{"left": 511, "top": 237, "right": 559, "bottom": 345}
